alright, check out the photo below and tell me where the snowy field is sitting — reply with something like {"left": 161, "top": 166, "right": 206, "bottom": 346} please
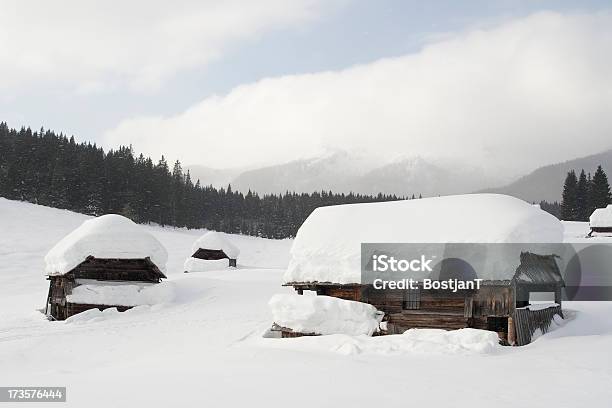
{"left": 1, "top": 197, "right": 612, "bottom": 407}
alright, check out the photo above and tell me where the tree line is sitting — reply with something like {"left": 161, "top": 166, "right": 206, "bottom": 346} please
{"left": 0, "top": 122, "right": 406, "bottom": 238}
{"left": 559, "top": 166, "right": 611, "bottom": 221}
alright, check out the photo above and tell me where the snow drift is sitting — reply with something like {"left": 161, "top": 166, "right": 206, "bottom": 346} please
{"left": 183, "top": 258, "right": 232, "bottom": 273}
{"left": 284, "top": 194, "right": 564, "bottom": 284}
{"left": 268, "top": 294, "right": 383, "bottom": 336}
{"left": 66, "top": 279, "right": 175, "bottom": 306}
{"left": 330, "top": 328, "right": 502, "bottom": 355}
{"left": 190, "top": 231, "right": 240, "bottom": 259}
{"left": 45, "top": 214, "right": 168, "bottom": 276}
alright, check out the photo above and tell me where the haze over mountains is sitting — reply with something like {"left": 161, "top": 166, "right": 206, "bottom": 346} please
{"left": 482, "top": 149, "right": 612, "bottom": 203}
{"left": 188, "top": 151, "right": 507, "bottom": 197}
{"left": 187, "top": 148, "right": 612, "bottom": 202}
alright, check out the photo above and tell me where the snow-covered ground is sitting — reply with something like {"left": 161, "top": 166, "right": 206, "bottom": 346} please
{"left": 1, "top": 197, "right": 612, "bottom": 407}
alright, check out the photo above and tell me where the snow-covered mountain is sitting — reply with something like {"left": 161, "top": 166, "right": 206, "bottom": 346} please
{"left": 229, "top": 151, "right": 376, "bottom": 194}
{"left": 481, "top": 149, "right": 612, "bottom": 203}
{"left": 229, "top": 151, "right": 506, "bottom": 196}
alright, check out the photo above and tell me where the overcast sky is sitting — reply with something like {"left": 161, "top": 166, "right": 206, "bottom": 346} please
{"left": 2, "top": 0, "right": 612, "bottom": 176}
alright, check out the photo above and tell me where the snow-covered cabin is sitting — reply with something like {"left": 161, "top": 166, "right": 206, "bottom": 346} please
{"left": 44, "top": 215, "right": 168, "bottom": 320}
{"left": 280, "top": 194, "right": 565, "bottom": 345}
{"left": 184, "top": 231, "right": 240, "bottom": 273}
{"left": 589, "top": 205, "right": 612, "bottom": 235}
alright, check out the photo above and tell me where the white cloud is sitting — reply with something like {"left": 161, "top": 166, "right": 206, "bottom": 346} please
{"left": 0, "top": 0, "right": 342, "bottom": 93}
{"left": 104, "top": 11, "right": 612, "bottom": 174}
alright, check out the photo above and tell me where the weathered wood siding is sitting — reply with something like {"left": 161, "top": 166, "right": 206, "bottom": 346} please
{"left": 512, "top": 305, "right": 563, "bottom": 346}
{"left": 71, "top": 257, "right": 164, "bottom": 282}
{"left": 46, "top": 257, "right": 164, "bottom": 320}
{"left": 289, "top": 281, "right": 562, "bottom": 345}
{"left": 471, "top": 285, "right": 514, "bottom": 317}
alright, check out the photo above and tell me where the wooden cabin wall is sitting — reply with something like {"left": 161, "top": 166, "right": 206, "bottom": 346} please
{"left": 48, "top": 274, "right": 136, "bottom": 320}
{"left": 71, "top": 258, "right": 162, "bottom": 282}
{"left": 512, "top": 305, "right": 563, "bottom": 346}
{"left": 315, "top": 286, "right": 363, "bottom": 301}
{"left": 364, "top": 288, "right": 473, "bottom": 332}
{"left": 471, "top": 285, "right": 514, "bottom": 317}
{"left": 193, "top": 248, "right": 229, "bottom": 261}
{"left": 295, "top": 284, "right": 518, "bottom": 334}
{"left": 47, "top": 257, "right": 164, "bottom": 320}
{"left": 47, "top": 276, "right": 74, "bottom": 320}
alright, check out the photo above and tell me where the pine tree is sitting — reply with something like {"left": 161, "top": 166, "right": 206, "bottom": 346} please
{"left": 590, "top": 165, "right": 611, "bottom": 211}
{"left": 561, "top": 170, "right": 578, "bottom": 221}
{"left": 576, "top": 169, "right": 589, "bottom": 221}
{"left": 0, "top": 122, "right": 407, "bottom": 239}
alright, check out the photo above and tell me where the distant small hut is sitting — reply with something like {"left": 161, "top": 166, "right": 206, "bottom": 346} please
{"left": 184, "top": 231, "right": 240, "bottom": 273}
{"left": 44, "top": 215, "right": 168, "bottom": 320}
{"left": 589, "top": 205, "right": 612, "bottom": 236}
{"left": 279, "top": 194, "right": 566, "bottom": 345}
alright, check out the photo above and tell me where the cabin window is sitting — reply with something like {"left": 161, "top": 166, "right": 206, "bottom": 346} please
{"left": 402, "top": 288, "right": 421, "bottom": 310}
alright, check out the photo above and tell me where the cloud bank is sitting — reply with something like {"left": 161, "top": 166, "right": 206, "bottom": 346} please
{"left": 104, "top": 11, "right": 612, "bottom": 175}
{"left": 0, "top": 0, "right": 340, "bottom": 93}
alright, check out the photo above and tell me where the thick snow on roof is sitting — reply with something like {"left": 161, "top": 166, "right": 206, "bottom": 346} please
{"left": 590, "top": 205, "right": 612, "bottom": 228}
{"left": 45, "top": 214, "right": 168, "bottom": 276}
{"left": 191, "top": 231, "right": 240, "bottom": 259}
{"left": 269, "top": 294, "right": 383, "bottom": 336}
{"left": 284, "top": 194, "right": 564, "bottom": 284}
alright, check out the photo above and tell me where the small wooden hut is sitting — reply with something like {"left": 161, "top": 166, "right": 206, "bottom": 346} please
{"left": 589, "top": 205, "right": 612, "bottom": 236}
{"left": 279, "top": 194, "right": 566, "bottom": 345}
{"left": 184, "top": 231, "right": 240, "bottom": 272}
{"left": 44, "top": 214, "right": 168, "bottom": 320}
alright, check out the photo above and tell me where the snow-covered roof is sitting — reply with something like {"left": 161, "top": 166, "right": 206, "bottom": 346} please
{"left": 284, "top": 194, "right": 564, "bottom": 284}
{"left": 191, "top": 231, "right": 240, "bottom": 259}
{"left": 590, "top": 205, "right": 612, "bottom": 228}
{"left": 45, "top": 214, "right": 168, "bottom": 276}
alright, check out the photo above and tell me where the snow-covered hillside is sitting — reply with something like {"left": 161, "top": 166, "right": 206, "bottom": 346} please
{"left": 1, "top": 198, "right": 612, "bottom": 407}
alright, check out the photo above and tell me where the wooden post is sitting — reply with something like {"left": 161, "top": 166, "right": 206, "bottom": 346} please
{"left": 555, "top": 287, "right": 562, "bottom": 307}
{"left": 507, "top": 316, "right": 516, "bottom": 346}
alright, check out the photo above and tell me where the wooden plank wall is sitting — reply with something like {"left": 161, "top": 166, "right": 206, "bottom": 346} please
{"left": 513, "top": 305, "right": 563, "bottom": 346}
{"left": 73, "top": 258, "right": 161, "bottom": 282}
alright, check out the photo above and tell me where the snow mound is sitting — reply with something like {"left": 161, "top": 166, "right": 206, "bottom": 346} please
{"left": 64, "top": 307, "right": 123, "bottom": 324}
{"left": 191, "top": 231, "right": 240, "bottom": 259}
{"left": 332, "top": 328, "right": 501, "bottom": 355}
{"left": 45, "top": 214, "right": 168, "bottom": 276}
{"left": 66, "top": 280, "right": 175, "bottom": 306}
{"left": 184, "top": 258, "right": 231, "bottom": 272}
{"left": 590, "top": 205, "right": 612, "bottom": 228}
{"left": 261, "top": 327, "right": 501, "bottom": 356}
{"left": 269, "top": 294, "right": 383, "bottom": 336}
{"left": 64, "top": 305, "right": 159, "bottom": 324}
{"left": 285, "top": 194, "right": 563, "bottom": 284}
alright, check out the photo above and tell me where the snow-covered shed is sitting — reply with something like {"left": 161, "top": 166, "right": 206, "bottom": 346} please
{"left": 280, "top": 194, "right": 565, "bottom": 345}
{"left": 589, "top": 205, "right": 612, "bottom": 235}
{"left": 184, "top": 231, "right": 239, "bottom": 272}
{"left": 44, "top": 214, "right": 168, "bottom": 320}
